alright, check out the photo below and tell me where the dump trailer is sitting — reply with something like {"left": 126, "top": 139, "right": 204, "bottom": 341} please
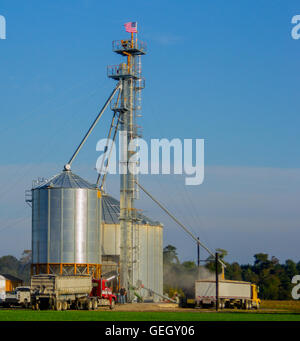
{"left": 31, "top": 274, "right": 116, "bottom": 311}
{"left": 194, "top": 279, "right": 260, "bottom": 309}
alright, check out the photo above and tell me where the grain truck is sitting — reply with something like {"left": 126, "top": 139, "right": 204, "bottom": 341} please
{"left": 194, "top": 279, "right": 260, "bottom": 309}
{"left": 180, "top": 279, "right": 260, "bottom": 309}
{"left": 31, "top": 274, "right": 116, "bottom": 310}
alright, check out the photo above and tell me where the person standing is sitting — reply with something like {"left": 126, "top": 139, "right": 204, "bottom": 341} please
{"left": 119, "top": 287, "right": 125, "bottom": 304}
{"left": 124, "top": 288, "right": 127, "bottom": 304}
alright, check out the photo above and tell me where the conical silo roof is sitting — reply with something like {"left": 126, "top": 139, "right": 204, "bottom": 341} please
{"left": 35, "top": 170, "right": 95, "bottom": 189}
{"left": 102, "top": 194, "right": 162, "bottom": 226}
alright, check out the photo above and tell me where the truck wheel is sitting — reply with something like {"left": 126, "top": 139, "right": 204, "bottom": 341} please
{"left": 85, "top": 300, "right": 93, "bottom": 311}
{"left": 55, "top": 300, "right": 62, "bottom": 311}
{"left": 179, "top": 297, "right": 187, "bottom": 308}
{"left": 62, "top": 301, "right": 68, "bottom": 311}
{"left": 110, "top": 299, "right": 115, "bottom": 310}
{"left": 92, "top": 300, "right": 98, "bottom": 310}
{"left": 197, "top": 301, "right": 205, "bottom": 309}
{"left": 23, "top": 299, "right": 29, "bottom": 309}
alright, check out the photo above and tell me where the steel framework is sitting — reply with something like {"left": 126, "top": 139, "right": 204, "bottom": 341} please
{"left": 107, "top": 34, "right": 146, "bottom": 300}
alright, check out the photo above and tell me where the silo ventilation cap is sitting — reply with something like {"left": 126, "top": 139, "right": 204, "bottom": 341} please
{"left": 64, "top": 164, "right": 71, "bottom": 171}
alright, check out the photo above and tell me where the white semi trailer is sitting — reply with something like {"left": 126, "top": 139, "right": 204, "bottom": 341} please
{"left": 195, "top": 279, "right": 260, "bottom": 309}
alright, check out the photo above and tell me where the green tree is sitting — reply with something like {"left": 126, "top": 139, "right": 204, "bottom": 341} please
{"left": 242, "top": 266, "right": 259, "bottom": 284}
{"left": 181, "top": 261, "right": 197, "bottom": 271}
{"left": 296, "top": 262, "right": 300, "bottom": 274}
{"left": 163, "top": 245, "right": 179, "bottom": 265}
{"left": 284, "top": 259, "right": 297, "bottom": 279}
{"left": 0, "top": 251, "right": 32, "bottom": 284}
{"left": 205, "top": 248, "right": 228, "bottom": 274}
{"left": 20, "top": 250, "right": 32, "bottom": 265}
{"left": 226, "top": 262, "right": 242, "bottom": 281}
{"left": 254, "top": 253, "right": 269, "bottom": 268}
{"left": 0, "top": 255, "right": 20, "bottom": 277}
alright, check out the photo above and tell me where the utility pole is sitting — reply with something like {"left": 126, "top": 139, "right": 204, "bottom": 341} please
{"left": 215, "top": 252, "right": 219, "bottom": 312}
{"left": 197, "top": 237, "right": 200, "bottom": 267}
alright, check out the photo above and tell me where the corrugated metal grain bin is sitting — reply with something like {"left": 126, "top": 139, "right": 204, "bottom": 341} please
{"left": 31, "top": 170, "right": 101, "bottom": 277}
{"left": 101, "top": 194, "right": 163, "bottom": 301}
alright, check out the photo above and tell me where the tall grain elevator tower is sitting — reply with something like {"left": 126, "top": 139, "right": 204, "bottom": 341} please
{"left": 107, "top": 25, "right": 146, "bottom": 299}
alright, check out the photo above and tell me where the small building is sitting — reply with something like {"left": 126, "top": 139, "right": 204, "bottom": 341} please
{"left": 0, "top": 274, "right": 23, "bottom": 292}
{"left": 0, "top": 275, "right": 5, "bottom": 302}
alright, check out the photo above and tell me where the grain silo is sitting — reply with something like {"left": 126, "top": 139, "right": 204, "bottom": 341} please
{"left": 31, "top": 170, "right": 101, "bottom": 278}
{"left": 101, "top": 193, "right": 163, "bottom": 301}
{"left": 27, "top": 25, "right": 165, "bottom": 301}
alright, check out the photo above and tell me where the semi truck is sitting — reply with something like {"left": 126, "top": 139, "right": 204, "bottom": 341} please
{"left": 31, "top": 274, "right": 117, "bottom": 311}
{"left": 90, "top": 276, "right": 117, "bottom": 309}
{"left": 195, "top": 279, "right": 260, "bottom": 309}
{"left": 180, "top": 279, "right": 260, "bottom": 310}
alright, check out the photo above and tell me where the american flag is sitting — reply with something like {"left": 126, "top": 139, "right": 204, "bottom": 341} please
{"left": 124, "top": 22, "right": 137, "bottom": 33}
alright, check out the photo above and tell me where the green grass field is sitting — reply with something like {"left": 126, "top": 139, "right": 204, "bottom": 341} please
{"left": 0, "top": 310, "right": 300, "bottom": 321}
{"left": 1, "top": 301, "right": 299, "bottom": 321}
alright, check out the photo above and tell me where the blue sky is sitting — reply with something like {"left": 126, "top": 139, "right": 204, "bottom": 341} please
{"left": 0, "top": 0, "right": 299, "bottom": 264}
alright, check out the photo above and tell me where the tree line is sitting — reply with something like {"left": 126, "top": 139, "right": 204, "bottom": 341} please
{"left": 0, "top": 247, "right": 299, "bottom": 300}
{"left": 0, "top": 250, "right": 31, "bottom": 284}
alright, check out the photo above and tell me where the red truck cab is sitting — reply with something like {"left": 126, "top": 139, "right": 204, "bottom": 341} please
{"left": 90, "top": 279, "right": 117, "bottom": 307}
